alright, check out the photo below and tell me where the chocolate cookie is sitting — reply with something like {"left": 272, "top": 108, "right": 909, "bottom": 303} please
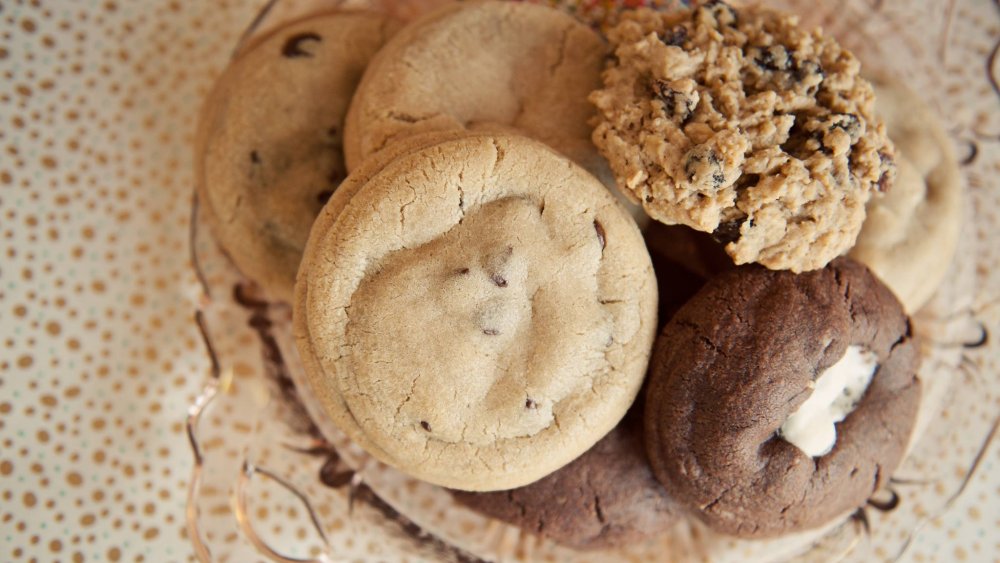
{"left": 452, "top": 409, "right": 678, "bottom": 550}
{"left": 195, "top": 11, "right": 400, "bottom": 302}
{"left": 590, "top": 3, "right": 896, "bottom": 272}
{"left": 293, "top": 133, "right": 658, "bottom": 491}
{"left": 642, "top": 225, "right": 713, "bottom": 331}
{"left": 644, "top": 258, "right": 920, "bottom": 537}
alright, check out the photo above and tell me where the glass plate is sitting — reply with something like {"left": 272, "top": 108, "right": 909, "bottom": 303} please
{"left": 184, "top": 1, "right": 999, "bottom": 561}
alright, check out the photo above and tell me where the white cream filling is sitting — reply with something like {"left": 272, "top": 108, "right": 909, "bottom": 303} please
{"left": 779, "top": 345, "right": 878, "bottom": 457}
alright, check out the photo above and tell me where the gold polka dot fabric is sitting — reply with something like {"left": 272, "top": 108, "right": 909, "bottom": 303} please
{"left": 1, "top": 0, "right": 999, "bottom": 561}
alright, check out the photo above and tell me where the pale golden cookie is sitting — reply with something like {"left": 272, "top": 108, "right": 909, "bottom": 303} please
{"left": 195, "top": 11, "right": 399, "bottom": 302}
{"left": 590, "top": 3, "right": 896, "bottom": 272}
{"left": 294, "top": 133, "right": 658, "bottom": 491}
{"left": 342, "top": 1, "right": 643, "bottom": 218}
{"left": 849, "top": 78, "right": 962, "bottom": 313}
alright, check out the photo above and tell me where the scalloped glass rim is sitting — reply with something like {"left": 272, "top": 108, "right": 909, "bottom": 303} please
{"left": 183, "top": 1, "right": 993, "bottom": 562}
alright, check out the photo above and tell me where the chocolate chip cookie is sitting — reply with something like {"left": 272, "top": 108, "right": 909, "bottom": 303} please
{"left": 342, "top": 1, "right": 652, "bottom": 221}
{"left": 644, "top": 258, "right": 920, "bottom": 537}
{"left": 590, "top": 2, "right": 896, "bottom": 272}
{"left": 294, "top": 133, "right": 658, "bottom": 491}
{"left": 195, "top": 11, "right": 400, "bottom": 302}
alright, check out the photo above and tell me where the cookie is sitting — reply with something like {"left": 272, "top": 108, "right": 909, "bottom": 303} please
{"left": 451, "top": 409, "right": 679, "bottom": 550}
{"left": 590, "top": 3, "right": 896, "bottom": 272}
{"left": 195, "top": 11, "right": 400, "bottom": 302}
{"left": 341, "top": 1, "right": 649, "bottom": 222}
{"left": 644, "top": 258, "right": 920, "bottom": 537}
{"left": 293, "top": 133, "right": 658, "bottom": 491}
{"left": 641, "top": 225, "right": 714, "bottom": 331}
{"left": 849, "top": 77, "right": 963, "bottom": 313}
{"left": 643, "top": 222, "right": 735, "bottom": 282}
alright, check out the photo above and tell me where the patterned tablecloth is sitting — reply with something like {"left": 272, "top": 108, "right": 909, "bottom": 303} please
{"left": 1, "top": 1, "right": 998, "bottom": 561}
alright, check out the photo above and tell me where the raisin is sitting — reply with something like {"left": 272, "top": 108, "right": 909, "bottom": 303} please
{"left": 684, "top": 148, "right": 725, "bottom": 188}
{"left": 249, "top": 150, "right": 261, "bottom": 164}
{"left": 651, "top": 80, "right": 696, "bottom": 121}
{"left": 713, "top": 217, "right": 746, "bottom": 244}
{"left": 490, "top": 273, "right": 508, "bottom": 288}
{"left": 734, "top": 173, "right": 759, "bottom": 191}
{"left": 794, "top": 60, "right": 825, "bottom": 94}
{"left": 876, "top": 151, "right": 895, "bottom": 192}
{"left": 658, "top": 25, "right": 688, "bottom": 47}
{"left": 782, "top": 114, "right": 825, "bottom": 158}
{"left": 525, "top": 398, "right": 538, "bottom": 409}
{"left": 482, "top": 328, "right": 500, "bottom": 336}
{"left": 455, "top": 267, "right": 470, "bottom": 275}
{"left": 281, "top": 32, "right": 321, "bottom": 58}
{"left": 751, "top": 45, "right": 792, "bottom": 72}
{"left": 829, "top": 113, "right": 862, "bottom": 142}
{"left": 420, "top": 421, "right": 431, "bottom": 431}
{"left": 699, "top": 0, "right": 738, "bottom": 26}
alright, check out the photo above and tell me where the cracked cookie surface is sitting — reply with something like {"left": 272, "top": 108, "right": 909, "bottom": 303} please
{"left": 343, "top": 2, "right": 609, "bottom": 187}
{"left": 452, "top": 408, "right": 679, "bottom": 549}
{"left": 644, "top": 258, "right": 920, "bottom": 537}
{"left": 850, "top": 77, "right": 963, "bottom": 313}
{"left": 195, "top": 11, "right": 399, "bottom": 302}
{"left": 590, "top": 3, "right": 896, "bottom": 272}
{"left": 294, "top": 133, "right": 657, "bottom": 491}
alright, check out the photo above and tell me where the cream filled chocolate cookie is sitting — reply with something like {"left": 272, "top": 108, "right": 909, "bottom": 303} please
{"left": 644, "top": 258, "right": 920, "bottom": 537}
{"left": 590, "top": 3, "right": 896, "bottom": 272}
{"left": 294, "top": 133, "right": 658, "bottom": 491}
{"left": 451, "top": 409, "right": 679, "bottom": 549}
{"left": 341, "top": 1, "right": 646, "bottom": 218}
{"left": 195, "top": 11, "right": 400, "bottom": 302}
{"left": 850, "top": 77, "right": 963, "bottom": 313}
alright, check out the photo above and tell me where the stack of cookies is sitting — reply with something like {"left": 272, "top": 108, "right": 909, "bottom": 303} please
{"left": 195, "top": 0, "right": 961, "bottom": 553}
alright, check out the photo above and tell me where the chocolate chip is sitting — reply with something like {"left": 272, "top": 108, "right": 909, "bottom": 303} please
{"left": 316, "top": 190, "right": 334, "bottom": 204}
{"left": 281, "top": 32, "right": 322, "bottom": 58}
{"left": 490, "top": 273, "right": 508, "bottom": 288}
{"left": 658, "top": 25, "right": 688, "bottom": 47}
{"left": 483, "top": 328, "right": 500, "bottom": 336}
{"left": 249, "top": 150, "right": 261, "bottom": 164}
{"left": 594, "top": 220, "right": 606, "bottom": 251}
{"left": 420, "top": 421, "right": 431, "bottom": 432}
{"left": 525, "top": 398, "right": 537, "bottom": 409}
